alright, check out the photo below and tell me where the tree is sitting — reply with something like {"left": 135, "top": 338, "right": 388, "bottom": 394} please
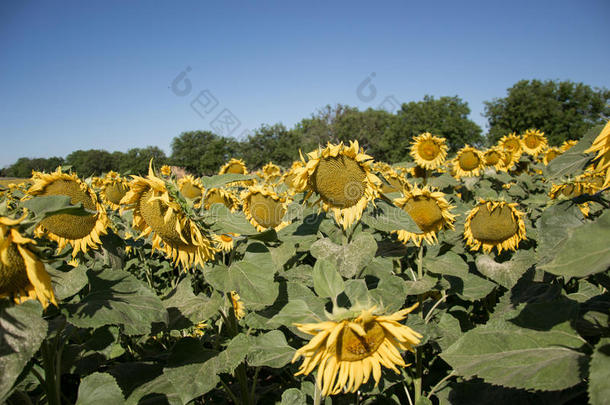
{"left": 484, "top": 79, "right": 610, "bottom": 146}
{"left": 170, "top": 131, "right": 239, "bottom": 175}
{"left": 3, "top": 156, "right": 65, "bottom": 178}
{"left": 117, "top": 146, "right": 167, "bottom": 175}
{"left": 383, "top": 96, "right": 483, "bottom": 161}
{"left": 65, "top": 149, "right": 115, "bottom": 177}
{"left": 239, "top": 124, "right": 302, "bottom": 168}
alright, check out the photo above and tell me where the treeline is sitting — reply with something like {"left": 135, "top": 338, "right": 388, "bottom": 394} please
{"left": 2, "top": 79, "right": 608, "bottom": 177}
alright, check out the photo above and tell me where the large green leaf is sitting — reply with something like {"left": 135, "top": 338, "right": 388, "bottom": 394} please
{"left": 281, "top": 388, "right": 307, "bottom": 405}
{"left": 312, "top": 258, "right": 344, "bottom": 299}
{"left": 75, "top": 372, "right": 124, "bottom": 405}
{"left": 110, "top": 362, "right": 181, "bottom": 405}
{"left": 536, "top": 202, "right": 584, "bottom": 265}
{"left": 475, "top": 250, "right": 535, "bottom": 289}
{"left": 589, "top": 338, "right": 610, "bottom": 405}
{"left": 540, "top": 210, "right": 610, "bottom": 278}
{"left": 228, "top": 261, "right": 279, "bottom": 311}
{"left": 23, "top": 195, "right": 94, "bottom": 222}
{"left": 545, "top": 124, "right": 602, "bottom": 180}
{"left": 163, "top": 276, "right": 222, "bottom": 330}
{"left": 247, "top": 330, "right": 295, "bottom": 368}
{"left": 0, "top": 301, "right": 47, "bottom": 402}
{"left": 270, "top": 299, "right": 324, "bottom": 327}
{"left": 310, "top": 233, "right": 377, "bottom": 278}
{"left": 445, "top": 273, "right": 496, "bottom": 301}
{"left": 424, "top": 251, "right": 468, "bottom": 277}
{"left": 207, "top": 204, "right": 258, "bottom": 235}
{"left": 200, "top": 173, "right": 256, "bottom": 189}
{"left": 441, "top": 322, "right": 585, "bottom": 391}
{"left": 362, "top": 200, "right": 420, "bottom": 233}
{"left": 47, "top": 264, "right": 88, "bottom": 301}
{"left": 66, "top": 269, "right": 168, "bottom": 335}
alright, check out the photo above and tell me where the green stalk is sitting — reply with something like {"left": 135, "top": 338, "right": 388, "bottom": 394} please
{"left": 41, "top": 340, "right": 61, "bottom": 405}
{"left": 414, "top": 243, "right": 425, "bottom": 402}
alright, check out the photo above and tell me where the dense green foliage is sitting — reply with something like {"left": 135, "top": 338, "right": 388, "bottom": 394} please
{"left": 1, "top": 156, "right": 65, "bottom": 177}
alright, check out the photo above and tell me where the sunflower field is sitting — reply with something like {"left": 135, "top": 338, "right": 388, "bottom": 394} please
{"left": 1, "top": 123, "right": 609, "bottom": 405}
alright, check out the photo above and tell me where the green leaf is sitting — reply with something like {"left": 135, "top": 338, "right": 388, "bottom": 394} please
{"left": 270, "top": 242, "right": 296, "bottom": 270}
{"left": 0, "top": 301, "right": 47, "bottom": 402}
{"left": 441, "top": 323, "right": 585, "bottom": 391}
{"left": 475, "top": 250, "right": 535, "bottom": 289}
{"left": 369, "top": 273, "right": 408, "bottom": 313}
{"left": 217, "top": 333, "right": 254, "bottom": 374}
{"left": 163, "top": 276, "right": 222, "bottom": 330}
{"left": 203, "top": 263, "right": 232, "bottom": 292}
{"left": 545, "top": 124, "right": 602, "bottom": 180}
{"left": 540, "top": 210, "right": 610, "bottom": 278}
{"left": 313, "top": 259, "right": 345, "bottom": 299}
{"left": 424, "top": 251, "right": 468, "bottom": 277}
{"left": 207, "top": 204, "right": 258, "bottom": 235}
{"left": 536, "top": 202, "right": 584, "bottom": 265}
{"left": 362, "top": 200, "right": 420, "bottom": 233}
{"left": 310, "top": 233, "right": 377, "bottom": 278}
{"left": 228, "top": 261, "right": 279, "bottom": 311}
{"left": 75, "top": 372, "right": 124, "bottom": 405}
{"left": 445, "top": 273, "right": 496, "bottom": 301}
{"left": 589, "top": 338, "right": 610, "bottom": 405}
{"left": 48, "top": 264, "right": 88, "bottom": 301}
{"left": 281, "top": 388, "right": 307, "bottom": 405}
{"left": 200, "top": 173, "right": 256, "bottom": 189}
{"left": 247, "top": 330, "right": 295, "bottom": 368}
{"left": 22, "top": 195, "right": 94, "bottom": 221}
{"left": 343, "top": 279, "right": 372, "bottom": 308}
{"left": 415, "top": 397, "right": 433, "bottom": 405}
{"left": 66, "top": 269, "right": 168, "bottom": 335}
{"left": 405, "top": 275, "right": 437, "bottom": 295}
{"left": 270, "top": 299, "right": 323, "bottom": 327}
{"left": 110, "top": 362, "right": 181, "bottom": 405}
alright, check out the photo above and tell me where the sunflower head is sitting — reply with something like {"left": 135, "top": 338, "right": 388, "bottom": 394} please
{"left": 453, "top": 146, "right": 485, "bottom": 178}
{"left": 464, "top": 199, "right": 526, "bottom": 254}
{"left": 410, "top": 132, "right": 448, "bottom": 170}
{"left": 160, "top": 165, "right": 172, "bottom": 177}
{"left": 379, "top": 167, "right": 409, "bottom": 193}
{"left": 500, "top": 149, "right": 520, "bottom": 171}
{"left": 549, "top": 180, "right": 594, "bottom": 200}
{"left": 561, "top": 139, "right": 578, "bottom": 152}
{"left": 541, "top": 147, "right": 562, "bottom": 165}
{"left": 100, "top": 171, "right": 129, "bottom": 210}
{"left": 294, "top": 141, "right": 381, "bottom": 229}
{"left": 219, "top": 158, "right": 248, "bottom": 175}
{"left": 241, "top": 185, "right": 289, "bottom": 232}
{"left": 121, "top": 164, "right": 217, "bottom": 269}
{"left": 26, "top": 168, "right": 108, "bottom": 257}
{"left": 261, "top": 162, "right": 282, "bottom": 183}
{"left": 521, "top": 129, "right": 548, "bottom": 156}
{"left": 213, "top": 233, "right": 238, "bottom": 252}
{"left": 498, "top": 132, "right": 523, "bottom": 154}
{"left": 178, "top": 175, "right": 204, "bottom": 200}
{"left": 483, "top": 147, "right": 505, "bottom": 171}
{"left": 292, "top": 304, "right": 422, "bottom": 397}
{"left": 230, "top": 291, "right": 245, "bottom": 320}
{"left": 1, "top": 214, "right": 57, "bottom": 308}
{"left": 392, "top": 185, "right": 455, "bottom": 246}
{"left": 585, "top": 120, "right": 610, "bottom": 188}
{"left": 204, "top": 187, "right": 239, "bottom": 212}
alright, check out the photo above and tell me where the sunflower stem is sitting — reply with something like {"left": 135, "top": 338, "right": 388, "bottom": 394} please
{"left": 313, "top": 382, "right": 322, "bottom": 405}
{"left": 414, "top": 243, "right": 424, "bottom": 402}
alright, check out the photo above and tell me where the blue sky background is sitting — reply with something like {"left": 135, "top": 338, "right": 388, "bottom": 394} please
{"left": 1, "top": 0, "right": 608, "bottom": 168}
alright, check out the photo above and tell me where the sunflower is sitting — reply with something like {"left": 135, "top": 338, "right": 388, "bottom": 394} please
{"left": 241, "top": 185, "right": 289, "bottom": 231}
{"left": 576, "top": 170, "right": 605, "bottom": 192}
{"left": 230, "top": 291, "right": 245, "bottom": 320}
{"left": 464, "top": 200, "right": 526, "bottom": 254}
{"left": 561, "top": 140, "right": 578, "bottom": 152}
{"left": 261, "top": 162, "right": 282, "bottom": 183}
{"left": 453, "top": 146, "right": 485, "bottom": 178}
{"left": 213, "top": 233, "right": 238, "bottom": 252}
{"left": 392, "top": 185, "right": 455, "bottom": 246}
{"left": 549, "top": 180, "right": 595, "bottom": 217}
{"left": 408, "top": 165, "right": 428, "bottom": 179}
{"left": 178, "top": 175, "right": 204, "bottom": 200}
{"left": 498, "top": 132, "right": 523, "bottom": 154}
{"left": 282, "top": 161, "right": 304, "bottom": 192}
{"left": 585, "top": 120, "right": 610, "bottom": 188}
{"left": 409, "top": 132, "right": 448, "bottom": 170}
{"left": 203, "top": 187, "right": 240, "bottom": 212}
{"left": 1, "top": 213, "right": 57, "bottom": 308}
{"left": 292, "top": 304, "right": 422, "bottom": 397}
{"left": 542, "top": 147, "right": 563, "bottom": 165}
{"left": 160, "top": 165, "right": 172, "bottom": 177}
{"left": 219, "top": 158, "right": 248, "bottom": 175}
{"left": 482, "top": 147, "right": 505, "bottom": 171}
{"left": 500, "top": 149, "right": 520, "bottom": 171}
{"left": 520, "top": 129, "right": 548, "bottom": 156}
{"left": 294, "top": 141, "right": 381, "bottom": 230}
{"left": 121, "top": 164, "right": 217, "bottom": 269}
{"left": 379, "top": 167, "right": 409, "bottom": 193}
{"left": 100, "top": 171, "right": 130, "bottom": 210}
{"left": 26, "top": 168, "right": 108, "bottom": 257}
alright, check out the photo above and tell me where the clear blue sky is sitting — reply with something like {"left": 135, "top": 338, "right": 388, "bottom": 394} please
{"left": 1, "top": 0, "right": 608, "bottom": 168}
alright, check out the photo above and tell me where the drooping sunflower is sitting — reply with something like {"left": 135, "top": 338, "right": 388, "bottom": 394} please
{"left": 453, "top": 146, "right": 485, "bottom": 178}
{"left": 500, "top": 148, "right": 520, "bottom": 171}
{"left": 482, "top": 147, "right": 505, "bottom": 171}
{"left": 520, "top": 129, "right": 548, "bottom": 156}
{"left": 241, "top": 185, "right": 289, "bottom": 231}
{"left": 561, "top": 139, "right": 578, "bottom": 152}
{"left": 549, "top": 180, "right": 595, "bottom": 217}
{"left": 230, "top": 291, "right": 245, "bottom": 320}
{"left": 1, "top": 213, "right": 57, "bottom": 308}
{"left": 498, "top": 132, "right": 523, "bottom": 154}
{"left": 542, "top": 147, "right": 563, "bottom": 165}
{"left": 292, "top": 304, "right": 422, "bottom": 397}
{"left": 213, "top": 233, "right": 238, "bottom": 252}
{"left": 464, "top": 199, "right": 526, "bottom": 254}
{"left": 577, "top": 170, "right": 605, "bottom": 192}
{"left": 219, "top": 158, "right": 248, "bottom": 175}
{"left": 203, "top": 187, "right": 240, "bottom": 212}
{"left": 585, "top": 120, "right": 610, "bottom": 187}
{"left": 294, "top": 141, "right": 381, "bottom": 229}
{"left": 392, "top": 185, "right": 455, "bottom": 246}
{"left": 379, "top": 167, "right": 409, "bottom": 193}
{"left": 26, "top": 168, "right": 109, "bottom": 257}
{"left": 99, "top": 171, "right": 130, "bottom": 210}
{"left": 121, "top": 164, "right": 217, "bottom": 269}
{"left": 409, "top": 132, "right": 448, "bottom": 170}
{"left": 160, "top": 165, "right": 172, "bottom": 177}
{"left": 282, "top": 161, "right": 304, "bottom": 192}
{"left": 178, "top": 175, "right": 204, "bottom": 200}
{"left": 260, "top": 162, "right": 282, "bottom": 184}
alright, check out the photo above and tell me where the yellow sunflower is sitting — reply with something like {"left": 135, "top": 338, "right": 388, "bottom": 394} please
{"left": 379, "top": 167, "right": 409, "bottom": 193}
{"left": 203, "top": 187, "right": 240, "bottom": 212}
{"left": 213, "top": 233, "right": 238, "bottom": 252}
{"left": 121, "top": 164, "right": 217, "bottom": 269}
{"left": 392, "top": 185, "right": 455, "bottom": 246}
{"left": 1, "top": 213, "right": 57, "bottom": 308}
{"left": 160, "top": 165, "right": 172, "bottom": 177}
{"left": 219, "top": 158, "right": 248, "bottom": 175}
{"left": 585, "top": 120, "right": 610, "bottom": 187}
{"left": 520, "top": 129, "right": 548, "bottom": 156}
{"left": 498, "top": 132, "right": 523, "bottom": 154}
{"left": 230, "top": 291, "right": 245, "bottom": 320}
{"left": 453, "top": 146, "right": 485, "bottom": 178}
{"left": 241, "top": 185, "right": 289, "bottom": 232}
{"left": 464, "top": 200, "right": 526, "bottom": 254}
{"left": 576, "top": 170, "right": 605, "bottom": 192}
{"left": 26, "top": 168, "right": 109, "bottom": 257}
{"left": 292, "top": 304, "right": 422, "bottom": 397}
{"left": 409, "top": 132, "right": 448, "bottom": 170}
{"left": 542, "top": 147, "right": 563, "bottom": 165}
{"left": 549, "top": 180, "right": 595, "bottom": 217}
{"left": 500, "top": 148, "right": 520, "bottom": 171}
{"left": 100, "top": 171, "right": 130, "bottom": 210}
{"left": 294, "top": 141, "right": 381, "bottom": 230}
{"left": 261, "top": 162, "right": 282, "bottom": 184}
{"left": 561, "top": 140, "right": 578, "bottom": 152}
{"left": 482, "top": 147, "right": 505, "bottom": 171}
{"left": 282, "top": 161, "right": 304, "bottom": 192}
{"left": 178, "top": 175, "right": 204, "bottom": 200}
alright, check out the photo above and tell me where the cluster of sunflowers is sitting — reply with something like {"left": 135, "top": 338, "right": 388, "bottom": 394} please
{"left": 1, "top": 121, "right": 609, "bottom": 403}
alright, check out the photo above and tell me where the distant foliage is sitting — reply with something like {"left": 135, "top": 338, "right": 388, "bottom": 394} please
{"left": 3, "top": 156, "right": 65, "bottom": 177}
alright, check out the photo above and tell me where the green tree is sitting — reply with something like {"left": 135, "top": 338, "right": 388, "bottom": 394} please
{"left": 383, "top": 96, "right": 483, "bottom": 161}
{"left": 170, "top": 131, "right": 238, "bottom": 175}
{"left": 4, "top": 156, "right": 65, "bottom": 178}
{"left": 484, "top": 79, "right": 610, "bottom": 145}
{"left": 65, "top": 149, "right": 115, "bottom": 177}
{"left": 117, "top": 146, "right": 167, "bottom": 175}
{"left": 240, "top": 124, "right": 302, "bottom": 168}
